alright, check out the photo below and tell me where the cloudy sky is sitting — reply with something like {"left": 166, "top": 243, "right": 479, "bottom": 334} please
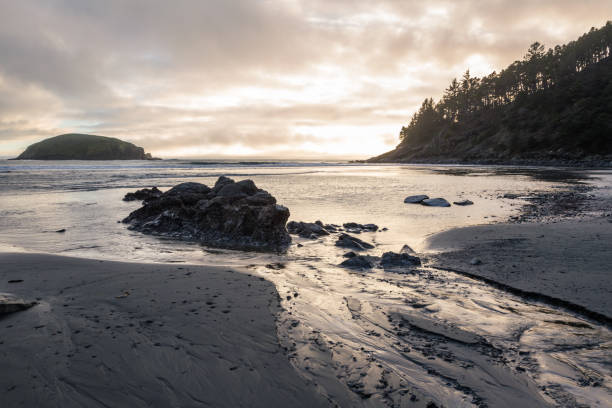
{"left": 1, "top": 1, "right": 610, "bottom": 159}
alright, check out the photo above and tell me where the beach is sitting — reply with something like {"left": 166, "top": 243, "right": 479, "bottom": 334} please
{"left": 0, "top": 253, "right": 328, "bottom": 407}
{"left": 425, "top": 218, "right": 612, "bottom": 322}
{"left": 1, "top": 161, "right": 611, "bottom": 407}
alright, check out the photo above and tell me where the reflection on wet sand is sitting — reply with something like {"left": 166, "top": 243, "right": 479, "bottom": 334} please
{"left": 259, "top": 233, "right": 611, "bottom": 407}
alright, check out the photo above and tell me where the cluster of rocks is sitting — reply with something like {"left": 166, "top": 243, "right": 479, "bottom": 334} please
{"left": 342, "top": 222, "right": 379, "bottom": 233}
{"left": 122, "top": 177, "right": 291, "bottom": 252}
{"left": 122, "top": 182, "right": 424, "bottom": 270}
{"left": 340, "top": 250, "right": 422, "bottom": 271}
{"left": 404, "top": 194, "right": 473, "bottom": 207}
{"left": 285, "top": 218, "right": 421, "bottom": 272}
{"left": 286, "top": 220, "right": 333, "bottom": 238}
{"left": 286, "top": 221, "right": 381, "bottom": 238}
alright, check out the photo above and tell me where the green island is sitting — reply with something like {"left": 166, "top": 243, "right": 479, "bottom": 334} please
{"left": 14, "top": 133, "right": 157, "bottom": 160}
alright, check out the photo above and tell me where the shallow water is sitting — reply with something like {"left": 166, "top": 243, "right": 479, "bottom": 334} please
{"left": 0, "top": 159, "right": 570, "bottom": 259}
{"left": 1, "top": 160, "right": 610, "bottom": 406}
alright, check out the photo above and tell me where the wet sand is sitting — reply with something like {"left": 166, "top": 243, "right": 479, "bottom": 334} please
{"left": 425, "top": 217, "right": 612, "bottom": 321}
{"left": 0, "top": 253, "right": 328, "bottom": 408}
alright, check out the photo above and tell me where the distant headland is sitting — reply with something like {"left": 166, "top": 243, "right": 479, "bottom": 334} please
{"left": 368, "top": 22, "right": 612, "bottom": 167}
{"left": 13, "top": 133, "right": 159, "bottom": 160}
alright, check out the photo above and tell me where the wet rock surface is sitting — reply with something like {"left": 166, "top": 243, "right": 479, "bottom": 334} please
{"left": 123, "top": 187, "right": 162, "bottom": 202}
{"left": 510, "top": 184, "right": 595, "bottom": 223}
{"left": 337, "top": 250, "right": 422, "bottom": 271}
{"left": 342, "top": 222, "right": 378, "bottom": 233}
{"left": 334, "top": 233, "right": 375, "bottom": 250}
{"left": 123, "top": 177, "right": 291, "bottom": 251}
{"left": 339, "top": 255, "right": 380, "bottom": 270}
{"left": 453, "top": 199, "right": 473, "bottom": 206}
{"left": 421, "top": 198, "right": 451, "bottom": 207}
{"left": 404, "top": 194, "right": 429, "bottom": 204}
{"left": 0, "top": 294, "right": 36, "bottom": 315}
{"left": 380, "top": 251, "right": 422, "bottom": 268}
{"left": 286, "top": 221, "right": 331, "bottom": 238}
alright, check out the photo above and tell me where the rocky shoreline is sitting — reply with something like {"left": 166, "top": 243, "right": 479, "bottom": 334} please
{"left": 359, "top": 156, "right": 612, "bottom": 168}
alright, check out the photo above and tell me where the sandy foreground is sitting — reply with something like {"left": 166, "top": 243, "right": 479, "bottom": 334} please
{"left": 425, "top": 217, "right": 612, "bottom": 321}
{"left": 1, "top": 220, "right": 610, "bottom": 407}
{"left": 0, "top": 253, "right": 329, "bottom": 407}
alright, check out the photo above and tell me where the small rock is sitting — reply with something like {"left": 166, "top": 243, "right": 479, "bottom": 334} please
{"left": 381, "top": 252, "right": 421, "bottom": 268}
{"left": 265, "top": 263, "right": 285, "bottom": 270}
{"left": 335, "top": 234, "right": 375, "bottom": 250}
{"left": 470, "top": 258, "right": 482, "bottom": 265}
{"left": 400, "top": 245, "right": 416, "bottom": 254}
{"left": 340, "top": 255, "right": 379, "bottom": 270}
{"left": 404, "top": 195, "right": 429, "bottom": 204}
{"left": 123, "top": 187, "right": 162, "bottom": 202}
{"left": 55, "top": 229, "right": 66, "bottom": 233}
{"left": 343, "top": 251, "right": 357, "bottom": 258}
{"left": 453, "top": 200, "right": 473, "bottom": 206}
{"left": 286, "top": 221, "right": 330, "bottom": 238}
{"left": 421, "top": 198, "right": 451, "bottom": 207}
{"left": 0, "top": 294, "right": 36, "bottom": 315}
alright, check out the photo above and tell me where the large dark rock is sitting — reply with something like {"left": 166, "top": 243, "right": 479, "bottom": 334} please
{"left": 122, "top": 177, "right": 291, "bottom": 252}
{"left": 334, "top": 233, "right": 375, "bottom": 250}
{"left": 123, "top": 187, "right": 162, "bottom": 202}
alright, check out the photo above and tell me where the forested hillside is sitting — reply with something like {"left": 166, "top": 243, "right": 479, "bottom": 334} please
{"left": 370, "top": 22, "right": 612, "bottom": 165}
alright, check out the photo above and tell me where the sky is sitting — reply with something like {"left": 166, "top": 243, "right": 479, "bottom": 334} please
{"left": 1, "top": 1, "right": 610, "bottom": 159}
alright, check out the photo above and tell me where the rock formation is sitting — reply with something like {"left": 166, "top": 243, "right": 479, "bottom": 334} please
{"left": 123, "top": 177, "right": 291, "bottom": 252}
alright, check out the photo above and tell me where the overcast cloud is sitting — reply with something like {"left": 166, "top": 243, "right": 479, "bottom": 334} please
{"left": 1, "top": 0, "right": 610, "bottom": 158}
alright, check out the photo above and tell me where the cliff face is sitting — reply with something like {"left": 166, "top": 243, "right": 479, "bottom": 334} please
{"left": 15, "top": 134, "right": 153, "bottom": 160}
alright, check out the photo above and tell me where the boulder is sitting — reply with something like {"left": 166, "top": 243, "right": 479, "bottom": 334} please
{"left": 404, "top": 195, "right": 429, "bottom": 204}
{"left": 334, "top": 233, "right": 375, "bottom": 250}
{"left": 380, "top": 251, "right": 421, "bottom": 269}
{"left": 339, "top": 255, "right": 379, "bottom": 270}
{"left": 453, "top": 199, "right": 474, "bottom": 206}
{"left": 123, "top": 177, "right": 291, "bottom": 252}
{"left": 286, "top": 221, "right": 331, "bottom": 238}
{"left": 123, "top": 187, "right": 162, "bottom": 202}
{"left": 421, "top": 198, "right": 451, "bottom": 207}
{"left": 0, "top": 294, "right": 36, "bottom": 315}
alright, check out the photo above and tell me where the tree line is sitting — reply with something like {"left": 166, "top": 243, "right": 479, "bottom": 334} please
{"left": 400, "top": 22, "right": 612, "bottom": 145}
